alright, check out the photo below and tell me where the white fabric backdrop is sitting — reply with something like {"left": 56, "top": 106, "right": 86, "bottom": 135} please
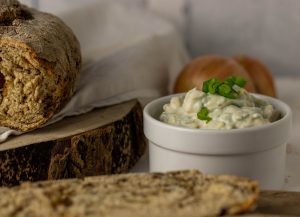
{"left": 20, "top": 0, "right": 145, "bottom": 12}
{"left": 186, "top": 0, "right": 300, "bottom": 76}
{"left": 21, "top": 0, "right": 300, "bottom": 76}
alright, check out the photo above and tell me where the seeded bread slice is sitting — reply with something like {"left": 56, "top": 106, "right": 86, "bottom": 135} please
{"left": 0, "top": 0, "right": 81, "bottom": 131}
{"left": 0, "top": 170, "right": 259, "bottom": 217}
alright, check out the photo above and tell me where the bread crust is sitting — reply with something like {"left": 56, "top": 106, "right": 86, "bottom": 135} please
{"left": 0, "top": 170, "right": 259, "bottom": 217}
{"left": 174, "top": 55, "right": 256, "bottom": 93}
{"left": 173, "top": 55, "right": 277, "bottom": 98}
{"left": 0, "top": 0, "right": 81, "bottom": 131}
{"left": 233, "top": 55, "right": 276, "bottom": 97}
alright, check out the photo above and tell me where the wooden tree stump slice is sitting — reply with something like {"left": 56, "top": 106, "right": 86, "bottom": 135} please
{"left": 231, "top": 190, "right": 300, "bottom": 217}
{"left": 255, "top": 190, "right": 300, "bottom": 216}
{"left": 0, "top": 99, "right": 146, "bottom": 186}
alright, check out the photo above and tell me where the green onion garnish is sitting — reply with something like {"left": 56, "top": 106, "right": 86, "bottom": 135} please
{"left": 233, "top": 76, "right": 247, "bottom": 87}
{"left": 217, "top": 84, "right": 238, "bottom": 99}
{"left": 202, "top": 76, "right": 247, "bottom": 99}
{"left": 224, "top": 76, "right": 247, "bottom": 88}
{"left": 197, "top": 107, "right": 212, "bottom": 123}
{"left": 203, "top": 78, "right": 221, "bottom": 94}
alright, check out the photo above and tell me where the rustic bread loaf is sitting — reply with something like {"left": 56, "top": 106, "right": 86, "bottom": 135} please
{"left": 0, "top": 170, "right": 259, "bottom": 217}
{"left": 0, "top": 0, "right": 81, "bottom": 131}
{"left": 174, "top": 55, "right": 276, "bottom": 97}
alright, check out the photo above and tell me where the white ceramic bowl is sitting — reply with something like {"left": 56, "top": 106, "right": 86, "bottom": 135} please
{"left": 143, "top": 93, "right": 292, "bottom": 190}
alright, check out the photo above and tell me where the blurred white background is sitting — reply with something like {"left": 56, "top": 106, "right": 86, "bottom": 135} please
{"left": 20, "top": 0, "right": 146, "bottom": 14}
{"left": 19, "top": 0, "right": 300, "bottom": 76}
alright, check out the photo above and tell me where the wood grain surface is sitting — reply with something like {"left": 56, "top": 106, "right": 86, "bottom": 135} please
{"left": 230, "top": 190, "right": 300, "bottom": 217}
{"left": 0, "top": 100, "right": 146, "bottom": 186}
{"left": 255, "top": 191, "right": 300, "bottom": 216}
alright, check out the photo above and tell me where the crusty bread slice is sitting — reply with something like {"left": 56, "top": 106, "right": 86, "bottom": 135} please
{"left": 0, "top": 0, "right": 81, "bottom": 131}
{"left": 0, "top": 170, "right": 259, "bottom": 217}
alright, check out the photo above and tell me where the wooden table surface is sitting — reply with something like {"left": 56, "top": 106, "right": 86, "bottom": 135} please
{"left": 252, "top": 190, "right": 300, "bottom": 216}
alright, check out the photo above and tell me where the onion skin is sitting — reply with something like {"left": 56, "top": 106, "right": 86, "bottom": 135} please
{"left": 174, "top": 55, "right": 256, "bottom": 93}
{"left": 233, "top": 55, "right": 276, "bottom": 97}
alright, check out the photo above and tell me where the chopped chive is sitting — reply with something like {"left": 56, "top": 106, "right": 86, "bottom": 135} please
{"left": 217, "top": 84, "right": 238, "bottom": 99}
{"left": 224, "top": 77, "right": 235, "bottom": 87}
{"left": 202, "top": 78, "right": 222, "bottom": 94}
{"left": 202, "top": 79, "right": 210, "bottom": 93}
{"left": 224, "top": 76, "right": 247, "bottom": 88}
{"left": 208, "top": 79, "right": 221, "bottom": 94}
{"left": 222, "top": 91, "right": 238, "bottom": 99}
{"left": 217, "top": 84, "right": 232, "bottom": 95}
{"left": 234, "top": 76, "right": 247, "bottom": 87}
{"left": 197, "top": 107, "right": 212, "bottom": 123}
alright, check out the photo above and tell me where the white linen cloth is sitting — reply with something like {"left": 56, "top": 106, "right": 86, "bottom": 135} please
{"left": 0, "top": 1, "right": 189, "bottom": 143}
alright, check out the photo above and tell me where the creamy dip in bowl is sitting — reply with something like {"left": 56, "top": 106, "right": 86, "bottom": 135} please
{"left": 143, "top": 89, "right": 292, "bottom": 190}
{"left": 160, "top": 88, "right": 280, "bottom": 129}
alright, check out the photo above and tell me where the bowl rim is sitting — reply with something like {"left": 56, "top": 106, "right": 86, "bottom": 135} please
{"left": 144, "top": 92, "right": 291, "bottom": 134}
{"left": 143, "top": 92, "right": 292, "bottom": 155}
